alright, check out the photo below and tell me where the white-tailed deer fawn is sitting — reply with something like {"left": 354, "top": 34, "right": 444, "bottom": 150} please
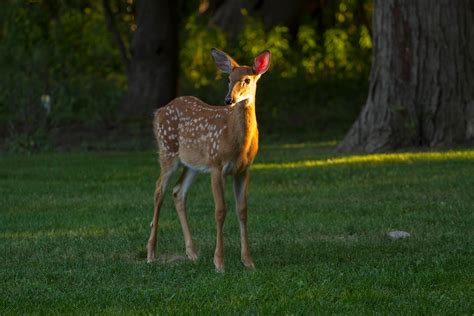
{"left": 146, "top": 48, "right": 271, "bottom": 272}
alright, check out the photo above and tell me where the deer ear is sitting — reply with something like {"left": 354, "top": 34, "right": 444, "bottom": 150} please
{"left": 211, "top": 48, "right": 239, "bottom": 73}
{"left": 253, "top": 50, "right": 271, "bottom": 75}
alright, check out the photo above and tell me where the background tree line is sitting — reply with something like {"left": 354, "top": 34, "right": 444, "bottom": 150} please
{"left": 0, "top": 0, "right": 373, "bottom": 151}
{"left": 1, "top": 0, "right": 472, "bottom": 152}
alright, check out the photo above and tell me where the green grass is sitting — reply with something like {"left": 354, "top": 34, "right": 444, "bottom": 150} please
{"left": 1, "top": 143, "right": 473, "bottom": 314}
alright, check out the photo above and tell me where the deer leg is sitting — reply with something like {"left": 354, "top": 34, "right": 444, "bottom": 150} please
{"left": 172, "top": 167, "right": 198, "bottom": 262}
{"left": 146, "top": 158, "right": 178, "bottom": 263}
{"left": 233, "top": 170, "right": 255, "bottom": 270}
{"left": 211, "top": 168, "right": 226, "bottom": 273}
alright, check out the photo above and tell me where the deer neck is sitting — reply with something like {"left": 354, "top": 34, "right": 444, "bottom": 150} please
{"left": 229, "top": 98, "right": 258, "bottom": 153}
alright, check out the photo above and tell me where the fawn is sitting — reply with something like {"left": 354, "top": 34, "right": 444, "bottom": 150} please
{"left": 146, "top": 48, "right": 271, "bottom": 272}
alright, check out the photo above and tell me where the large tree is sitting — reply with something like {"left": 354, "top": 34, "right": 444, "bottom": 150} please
{"left": 104, "top": 0, "right": 179, "bottom": 121}
{"left": 338, "top": 0, "right": 474, "bottom": 152}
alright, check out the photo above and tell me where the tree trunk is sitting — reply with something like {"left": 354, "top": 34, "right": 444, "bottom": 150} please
{"left": 123, "top": 0, "right": 178, "bottom": 121}
{"left": 338, "top": 0, "right": 474, "bottom": 152}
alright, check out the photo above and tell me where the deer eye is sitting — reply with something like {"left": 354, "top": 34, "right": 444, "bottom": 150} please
{"left": 244, "top": 78, "right": 250, "bottom": 84}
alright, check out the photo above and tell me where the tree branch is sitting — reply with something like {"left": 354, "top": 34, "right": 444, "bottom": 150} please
{"left": 102, "top": 0, "right": 131, "bottom": 79}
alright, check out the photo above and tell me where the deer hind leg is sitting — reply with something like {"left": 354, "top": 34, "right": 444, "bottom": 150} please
{"left": 233, "top": 170, "right": 255, "bottom": 270}
{"left": 146, "top": 157, "right": 179, "bottom": 263}
{"left": 211, "top": 168, "right": 226, "bottom": 273}
{"left": 172, "top": 167, "right": 198, "bottom": 262}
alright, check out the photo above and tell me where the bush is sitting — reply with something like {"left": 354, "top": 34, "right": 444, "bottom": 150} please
{"left": 0, "top": 1, "right": 125, "bottom": 151}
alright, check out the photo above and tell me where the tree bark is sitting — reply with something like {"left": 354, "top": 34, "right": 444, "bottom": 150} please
{"left": 338, "top": 0, "right": 474, "bottom": 152}
{"left": 123, "top": 0, "right": 178, "bottom": 120}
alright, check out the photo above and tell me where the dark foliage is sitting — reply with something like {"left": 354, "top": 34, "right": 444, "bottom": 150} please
{"left": 0, "top": 0, "right": 373, "bottom": 151}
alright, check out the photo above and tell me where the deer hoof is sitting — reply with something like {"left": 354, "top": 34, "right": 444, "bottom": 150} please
{"left": 146, "top": 254, "right": 155, "bottom": 263}
{"left": 241, "top": 258, "right": 256, "bottom": 270}
{"left": 186, "top": 247, "right": 198, "bottom": 262}
{"left": 213, "top": 256, "right": 225, "bottom": 273}
{"left": 146, "top": 245, "right": 156, "bottom": 263}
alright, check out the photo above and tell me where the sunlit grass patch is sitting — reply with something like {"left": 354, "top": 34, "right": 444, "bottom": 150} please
{"left": 262, "top": 140, "right": 338, "bottom": 149}
{"left": 253, "top": 149, "right": 474, "bottom": 170}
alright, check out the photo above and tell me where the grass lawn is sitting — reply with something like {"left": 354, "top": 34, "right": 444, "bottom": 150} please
{"left": 1, "top": 142, "right": 473, "bottom": 313}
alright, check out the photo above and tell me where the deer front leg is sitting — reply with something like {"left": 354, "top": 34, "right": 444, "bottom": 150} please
{"left": 211, "top": 168, "right": 226, "bottom": 273}
{"left": 146, "top": 177, "right": 167, "bottom": 262}
{"left": 172, "top": 168, "right": 198, "bottom": 262}
{"left": 146, "top": 159, "right": 176, "bottom": 263}
{"left": 233, "top": 170, "right": 255, "bottom": 270}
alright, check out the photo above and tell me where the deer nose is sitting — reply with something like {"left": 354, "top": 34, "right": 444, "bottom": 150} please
{"left": 225, "top": 96, "right": 234, "bottom": 105}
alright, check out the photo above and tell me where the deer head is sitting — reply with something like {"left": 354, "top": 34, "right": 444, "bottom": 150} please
{"left": 211, "top": 48, "right": 271, "bottom": 105}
